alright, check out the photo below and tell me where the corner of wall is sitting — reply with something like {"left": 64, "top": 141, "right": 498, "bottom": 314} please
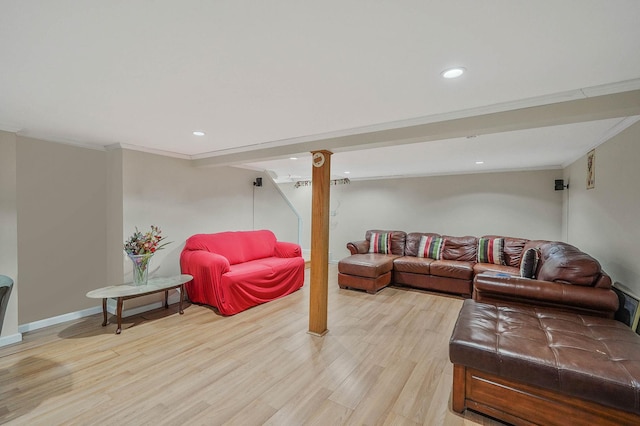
{"left": 0, "top": 130, "right": 19, "bottom": 338}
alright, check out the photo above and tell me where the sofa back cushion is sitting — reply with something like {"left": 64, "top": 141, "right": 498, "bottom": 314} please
{"left": 365, "top": 230, "right": 407, "bottom": 255}
{"left": 441, "top": 236, "right": 477, "bottom": 261}
{"left": 536, "top": 241, "right": 604, "bottom": 287}
{"left": 405, "top": 232, "right": 441, "bottom": 257}
{"left": 184, "top": 230, "right": 277, "bottom": 265}
{"left": 482, "top": 235, "right": 529, "bottom": 268}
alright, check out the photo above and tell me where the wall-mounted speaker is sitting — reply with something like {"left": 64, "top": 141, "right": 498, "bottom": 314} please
{"left": 253, "top": 177, "right": 262, "bottom": 187}
{"left": 555, "top": 179, "right": 568, "bottom": 191}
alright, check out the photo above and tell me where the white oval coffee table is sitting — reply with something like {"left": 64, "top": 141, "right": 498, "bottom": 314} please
{"left": 86, "top": 274, "right": 193, "bottom": 334}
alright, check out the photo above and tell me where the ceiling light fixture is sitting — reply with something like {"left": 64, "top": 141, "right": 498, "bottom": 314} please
{"left": 441, "top": 67, "right": 465, "bottom": 79}
{"left": 344, "top": 171, "right": 351, "bottom": 174}
{"left": 289, "top": 157, "right": 298, "bottom": 160}
{"left": 475, "top": 161, "right": 484, "bottom": 165}
{"left": 193, "top": 131, "right": 205, "bottom": 136}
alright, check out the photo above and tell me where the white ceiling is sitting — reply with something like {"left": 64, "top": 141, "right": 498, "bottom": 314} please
{"left": 2, "top": 1, "right": 640, "bottom": 179}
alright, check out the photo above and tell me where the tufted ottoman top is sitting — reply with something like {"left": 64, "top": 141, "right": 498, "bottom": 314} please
{"left": 449, "top": 299, "right": 640, "bottom": 415}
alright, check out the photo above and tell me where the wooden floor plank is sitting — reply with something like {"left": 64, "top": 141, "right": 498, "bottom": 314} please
{"left": 0, "top": 264, "right": 503, "bottom": 425}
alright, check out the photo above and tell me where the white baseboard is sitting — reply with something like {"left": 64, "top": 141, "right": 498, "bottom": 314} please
{"left": 19, "top": 305, "right": 103, "bottom": 333}
{"left": 17, "top": 290, "right": 182, "bottom": 334}
{"left": 0, "top": 333, "right": 23, "bottom": 348}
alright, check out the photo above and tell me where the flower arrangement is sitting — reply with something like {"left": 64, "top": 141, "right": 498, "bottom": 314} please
{"left": 124, "top": 225, "right": 171, "bottom": 256}
{"left": 124, "top": 225, "right": 171, "bottom": 285}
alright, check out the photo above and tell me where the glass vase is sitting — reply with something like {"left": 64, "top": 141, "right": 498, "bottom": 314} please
{"left": 128, "top": 253, "right": 153, "bottom": 285}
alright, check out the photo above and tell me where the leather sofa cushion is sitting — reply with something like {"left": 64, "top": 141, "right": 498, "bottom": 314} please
{"left": 404, "top": 232, "right": 441, "bottom": 257}
{"left": 473, "top": 263, "right": 519, "bottom": 276}
{"left": 430, "top": 260, "right": 474, "bottom": 280}
{"left": 450, "top": 300, "right": 640, "bottom": 415}
{"left": 365, "top": 230, "right": 407, "bottom": 255}
{"left": 338, "top": 253, "right": 399, "bottom": 278}
{"left": 441, "top": 235, "right": 477, "bottom": 261}
{"left": 482, "top": 235, "right": 529, "bottom": 268}
{"left": 393, "top": 256, "right": 435, "bottom": 274}
{"left": 537, "top": 241, "right": 604, "bottom": 286}
{"left": 473, "top": 273, "right": 619, "bottom": 316}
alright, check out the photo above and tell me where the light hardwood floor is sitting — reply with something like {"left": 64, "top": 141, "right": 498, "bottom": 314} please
{"left": 0, "top": 264, "right": 504, "bottom": 425}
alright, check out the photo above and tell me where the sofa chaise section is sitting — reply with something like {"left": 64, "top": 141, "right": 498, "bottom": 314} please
{"left": 450, "top": 299, "right": 640, "bottom": 425}
{"left": 338, "top": 230, "right": 406, "bottom": 294}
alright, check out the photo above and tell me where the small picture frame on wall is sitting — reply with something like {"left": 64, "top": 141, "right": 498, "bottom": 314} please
{"left": 586, "top": 149, "right": 595, "bottom": 189}
{"left": 612, "top": 282, "right": 640, "bottom": 331}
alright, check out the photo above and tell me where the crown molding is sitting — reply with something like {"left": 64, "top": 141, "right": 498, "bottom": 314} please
{"left": 0, "top": 122, "right": 22, "bottom": 133}
{"left": 561, "top": 115, "right": 640, "bottom": 168}
{"left": 15, "top": 131, "right": 107, "bottom": 151}
{"left": 106, "top": 143, "right": 191, "bottom": 160}
{"left": 276, "top": 165, "right": 563, "bottom": 184}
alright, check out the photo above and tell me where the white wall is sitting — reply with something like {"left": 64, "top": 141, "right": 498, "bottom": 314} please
{"left": 281, "top": 169, "right": 564, "bottom": 261}
{"left": 1, "top": 139, "right": 301, "bottom": 329}
{"left": 116, "top": 150, "right": 299, "bottom": 306}
{"left": 16, "top": 136, "right": 107, "bottom": 324}
{"left": 253, "top": 176, "right": 300, "bottom": 245}
{"left": 564, "top": 121, "right": 640, "bottom": 294}
{"left": 0, "top": 131, "right": 18, "bottom": 340}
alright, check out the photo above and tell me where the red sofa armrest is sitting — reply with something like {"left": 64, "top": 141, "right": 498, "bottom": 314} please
{"left": 274, "top": 241, "right": 301, "bottom": 258}
{"left": 473, "top": 274, "right": 619, "bottom": 317}
{"left": 346, "top": 240, "right": 369, "bottom": 255}
{"left": 180, "top": 250, "right": 231, "bottom": 278}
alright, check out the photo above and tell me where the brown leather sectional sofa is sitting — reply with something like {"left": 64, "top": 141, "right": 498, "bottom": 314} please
{"left": 338, "top": 229, "right": 619, "bottom": 318}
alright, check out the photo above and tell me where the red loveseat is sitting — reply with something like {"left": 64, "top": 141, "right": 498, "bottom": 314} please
{"left": 180, "top": 230, "right": 305, "bottom": 315}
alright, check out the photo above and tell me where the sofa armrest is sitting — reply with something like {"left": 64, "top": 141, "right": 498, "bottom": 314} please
{"left": 473, "top": 274, "right": 619, "bottom": 317}
{"left": 180, "top": 250, "right": 231, "bottom": 278}
{"left": 346, "top": 240, "right": 369, "bottom": 255}
{"left": 274, "top": 241, "right": 302, "bottom": 258}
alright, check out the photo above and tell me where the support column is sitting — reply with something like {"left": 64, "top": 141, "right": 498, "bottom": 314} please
{"left": 308, "top": 150, "right": 332, "bottom": 336}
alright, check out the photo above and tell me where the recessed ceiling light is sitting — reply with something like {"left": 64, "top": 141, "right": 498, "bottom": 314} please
{"left": 441, "top": 67, "right": 466, "bottom": 79}
{"left": 344, "top": 171, "right": 351, "bottom": 174}
{"left": 193, "top": 131, "right": 205, "bottom": 136}
{"left": 475, "top": 161, "right": 484, "bottom": 165}
{"left": 289, "top": 157, "right": 298, "bottom": 160}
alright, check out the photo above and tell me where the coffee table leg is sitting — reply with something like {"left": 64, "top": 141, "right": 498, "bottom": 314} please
{"left": 116, "top": 297, "right": 123, "bottom": 334}
{"left": 102, "top": 298, "right": 108, "bottom": 326}
{"left": 164, "top": 290, "right": 169, "bottom": 309}
{"left": 179, "top": 284, "right": 184, "bottom": 315}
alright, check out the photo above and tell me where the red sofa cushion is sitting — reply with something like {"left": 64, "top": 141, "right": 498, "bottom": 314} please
{"left": 184, "top": 230, "right": 277, "bottom": 265}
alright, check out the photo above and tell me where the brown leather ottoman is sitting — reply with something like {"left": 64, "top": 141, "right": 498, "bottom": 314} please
{"left": 338, "top": 253, "right": 399, "bottom": 294}
{"left": 449, "top": 299, "right": 640, "bottom": 425}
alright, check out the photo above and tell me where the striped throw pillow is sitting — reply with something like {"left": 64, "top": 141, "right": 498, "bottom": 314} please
{"left": 417, "top": 235, "right": 444, "bottom": 259}
{"left": 477, "top": 238, "right": 505, "bottom": 265}
{"left": 369, "top": 232, "right": 393, "bottom": 254}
